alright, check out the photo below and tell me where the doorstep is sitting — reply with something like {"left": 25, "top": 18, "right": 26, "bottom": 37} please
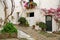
{"left": 47, "top": 31, "right": 52, "bottom": 33}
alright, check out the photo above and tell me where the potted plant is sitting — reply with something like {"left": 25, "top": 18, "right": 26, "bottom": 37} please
{"left": 0, "top": 22, "right": 17, "bottom": 39}
{"left": 38, "top": 22, "right": 47, "bottom": 31}
{"left": 18, "top": 17, "right": 29, "bottom": 27}
{"left": 32, "top": 25, "right": 35, "bottom": 29}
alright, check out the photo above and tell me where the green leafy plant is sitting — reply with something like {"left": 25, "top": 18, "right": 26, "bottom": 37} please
{"left": 1, "top": 22, "right": 17, "bottom": 34}
{"left": 38, "top": 22, "right": 47, "bottom": 31}
{"left": 18, "top": 17, "right": 29, "bottom": 27}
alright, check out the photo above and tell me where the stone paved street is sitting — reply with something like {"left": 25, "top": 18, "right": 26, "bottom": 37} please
{"left": 16, "top": 25, "right": 60, "bottom": 40}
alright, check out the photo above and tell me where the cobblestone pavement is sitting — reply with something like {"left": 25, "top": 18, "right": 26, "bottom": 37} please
{"left": 16, "top": 25, "right": 60, "bottom": 40}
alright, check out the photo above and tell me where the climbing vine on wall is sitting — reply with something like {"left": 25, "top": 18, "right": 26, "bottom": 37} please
{"left": 41, "top": 7, "right": 60, "bottom": 22}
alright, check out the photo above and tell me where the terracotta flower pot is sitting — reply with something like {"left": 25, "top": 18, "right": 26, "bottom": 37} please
{"left": 5, "top": 33, "right": 10, "bottom": 38}
{"left": 0, "top": 33, "right": 9, "bottom": 39}
{"left": 0, "top": 33, "right": 17, "bottom": 39}
{"left": 10, "top": 33, "right": 17, "bottom": 38}
{"left": 32, "top": 25, "right": 35, "bottom": 29}
{"left": 41, "top": 28, "right": 46, "bottom": 31}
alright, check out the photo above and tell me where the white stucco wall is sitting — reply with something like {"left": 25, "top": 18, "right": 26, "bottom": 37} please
{"left": 0, "top": 0, "right": 59, "bottom": 23}
{"left": 52, "top": 17, "right": 58, "bottom": 32}
{"left": 19, "top": 0, "right": 59, "bottom": 25}
{"left": 0, "top": 0, "right": 60, "bottom": 31}
{"left": 0, "top": 2, "right": 5, "bottom": 20}
{"left": 40, "top": 0, "right": 59, "bottom": 9}
{"left": 21, "top": 8, "right": 45, "bottom": 26}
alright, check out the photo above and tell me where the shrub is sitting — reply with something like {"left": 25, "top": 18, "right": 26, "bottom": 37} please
{"left": 39, "top": 22, "right": 47, "bottom": 31}
{"left": 18, "top": 17, "right": 29, "bottom": 27}
{"left": 1, "top": 22, "right": 17, "bottom": 34}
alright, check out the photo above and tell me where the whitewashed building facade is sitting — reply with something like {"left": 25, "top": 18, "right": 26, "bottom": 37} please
{"left": 0, "top": 0, "right": 60, "bottom": 32}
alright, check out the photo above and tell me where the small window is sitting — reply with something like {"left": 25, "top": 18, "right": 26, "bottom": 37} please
{"left": 30, "top": 12, "right": 34, "bottom": 17}
{"left": 29, "top": 0, "right": 33, "bottom": 2}
{"left": 27, "top": 12, "right": 34, "bottom": 17}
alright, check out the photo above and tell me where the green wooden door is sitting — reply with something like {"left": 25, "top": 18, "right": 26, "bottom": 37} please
{"left": 46, "top": 15, "right": 52, "bottom": 31}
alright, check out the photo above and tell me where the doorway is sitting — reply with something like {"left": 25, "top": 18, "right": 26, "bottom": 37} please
{"left": 46, "top": 15, "right": 52, "bottom": 31}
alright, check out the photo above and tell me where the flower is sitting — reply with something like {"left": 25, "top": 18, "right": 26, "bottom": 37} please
{"left": 24, "top": 2, "right": 28, "bottom": 7}
{"left": 41, "top": 8, "right": 60, "bottom": 22}
{"left": 57, "top": 7, "right": 60, "bottom": 12}
{"left": 24, "top": 1, "right": 37, "bottom": 9}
